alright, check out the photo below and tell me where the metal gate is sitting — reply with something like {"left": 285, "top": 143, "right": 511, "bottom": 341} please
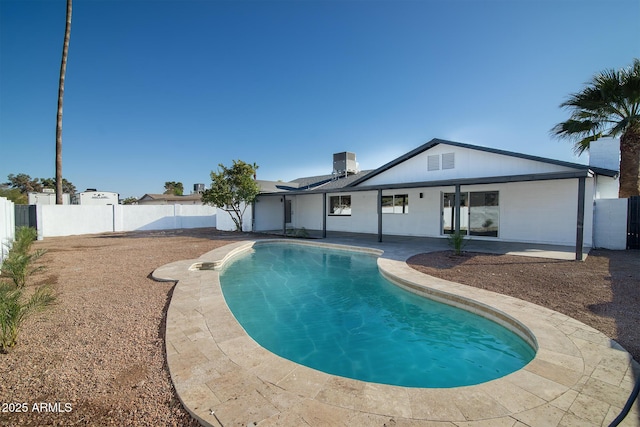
{"left": 14, "top": 205, "right": 37, "bottom": 230}
{"left": 628, "top": 196, "right": 640, "bottom": 249}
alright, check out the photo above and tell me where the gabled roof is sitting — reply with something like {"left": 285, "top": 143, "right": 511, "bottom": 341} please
{"left": 348, "top": 138, "right": 618, "bottom": 187}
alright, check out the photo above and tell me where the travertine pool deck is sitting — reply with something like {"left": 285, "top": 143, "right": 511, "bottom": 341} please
{"left": 153, "top": 239, "right": 640, "bottom": 426}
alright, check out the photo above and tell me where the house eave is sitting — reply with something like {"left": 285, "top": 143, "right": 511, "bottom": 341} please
{"left": 347, "top": 138, "right": 616, "bottom": 187}
{"left": 257, "top": 170, "right": 592, "bottom": 196}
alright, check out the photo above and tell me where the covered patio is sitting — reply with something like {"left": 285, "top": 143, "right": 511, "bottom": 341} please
{"left": 255, "top": 230, "right": 589, "bottom": 261}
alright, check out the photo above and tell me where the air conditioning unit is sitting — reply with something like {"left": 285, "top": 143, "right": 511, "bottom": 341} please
{"left": 193, "top": 183, "right": 205, "bottom": 194}
{"left": 333, "top": 152, "right": 358, "bottom": 176}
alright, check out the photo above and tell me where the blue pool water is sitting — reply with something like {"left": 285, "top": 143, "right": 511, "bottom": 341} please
{"left": 220, "top": 243, "right": 535, "bottom": 388}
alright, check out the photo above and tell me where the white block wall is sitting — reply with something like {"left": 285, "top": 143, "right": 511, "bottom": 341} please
{"left": 216, "top": 204, "right": 252, "bottom": 232}
{"left": 593, "top": 199, "right": 628, "bottom": 250}
{"left": 0, "top": 197, "right": 16, "bottom": 262}
{"left": 36, "top": 205, "right": 217, "bottom": 238}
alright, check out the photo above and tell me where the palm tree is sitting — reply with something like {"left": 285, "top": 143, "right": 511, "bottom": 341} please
{"left": 55, "top": 0, "right": 72, "bottom": 205}
{"left": 552, "top": 59, "right": 640, "bottom": 198}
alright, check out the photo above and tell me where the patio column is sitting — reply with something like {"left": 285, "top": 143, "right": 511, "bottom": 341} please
{"left": 282, "top": 194, "right": 287, "bottom": 236}
{"left": 454, "top": 184, "right": 461, "bottom": 235}
{"left": 575, "top": 177, "right": 586, "bottom": 261}
{"left": 322, "top": 193, "right": 327, "bottom": 238}
{"left": 378, "top": 189, "right": 383, "bottom": 242}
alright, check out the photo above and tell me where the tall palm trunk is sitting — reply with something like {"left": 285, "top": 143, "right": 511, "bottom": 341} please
{"left": 619, "top": 124, "right": 640, "bottom": 198}
{"left": 56, "top": 0, "right": 72, "bottom": 205}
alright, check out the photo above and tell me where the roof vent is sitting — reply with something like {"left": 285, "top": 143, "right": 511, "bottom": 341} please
{"left": 333, "top": 152, "right": 358, "bottom": 177}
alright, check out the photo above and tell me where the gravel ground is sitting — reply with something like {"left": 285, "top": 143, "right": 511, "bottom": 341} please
{"left": 407, "top": 249, "right": 640, "bottom": 362}
{"left": 0, "top": 228, "right": 638, "bottom": 426}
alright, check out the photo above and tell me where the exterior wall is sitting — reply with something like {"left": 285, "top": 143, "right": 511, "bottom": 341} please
{"left": 255, "top": 178, "right": 594, "bottom": 247}
{"left": 326, "top": 191, "right": 378, "bottom": 233}
{"left": 36, "top": 205, "right": 216, "bottom": 238}
{"left": 498, "top": 179, "right": 592, "bottom": 246}
{"left": 593, "top": 199, "right": 628, "bottom": 250}
{"left": 361, "top": 145, "right": 577, "bottom": 186}
{"left": 1, "top": 197, "right": 16, "bottom": 263}
{"left": 291, "top": 194, "right": 323, "bottom": 230}
{"left": 380, "top": 188, "right": 439, "bottom": 236}
{"left": 595, "top": 175, "right": 619, "bottom": 199}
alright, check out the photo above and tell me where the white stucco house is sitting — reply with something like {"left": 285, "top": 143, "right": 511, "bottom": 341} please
{"left": 222, "top": 138, "right": 621, "bottom": 258}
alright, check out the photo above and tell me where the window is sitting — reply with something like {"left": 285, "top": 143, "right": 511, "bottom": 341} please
{"left": 382, "top": 194, "right": 408, "bottom": 214}
{"left": 329, "top": 195, "right": 351, "bottom": 215}
{"left": 442, "top": 191, "right": 498, "bottom": 237}
{"left": 469, "top": 191, "right": 499, "bottom": 237}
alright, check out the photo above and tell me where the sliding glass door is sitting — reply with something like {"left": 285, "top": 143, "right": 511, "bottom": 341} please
{"left": 442, "top": 191, "right": 499, "bottom": 237}
{"left": 442, "top": 192, "right": 468, "bottom": 234}
{"left": 469, "top": 191, "right": 499, "bottom": 237}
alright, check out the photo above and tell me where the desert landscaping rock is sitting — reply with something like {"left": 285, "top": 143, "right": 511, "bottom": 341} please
{"left": 0, "top": 228, "right": 637, "bottom": 426}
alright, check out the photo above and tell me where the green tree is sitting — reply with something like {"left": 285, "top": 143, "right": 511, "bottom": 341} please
{"left": 121, "top": 197, "right": 138, "bottom": 205}
{"left": 0, "top": 186, "right": 27, "bottom": 204}
{"left": 163, "top": 181, "right": 184, "bottom": 196}
{"left": 552, "top": 58, "right": 640, "bottom": 198}
{"left": 40, "top": 177, "right": 76, "bottom": 195}
{"left": 201, "top": 160, "right": 260, "bottom": 231}
{"left": 6, "top": 174, "right": 43, "bottom": 194}
{"left": 56, "top": 0, "right": 72, "bottom": 205}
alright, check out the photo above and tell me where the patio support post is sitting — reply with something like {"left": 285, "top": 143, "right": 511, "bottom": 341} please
{"left": 322, "top": 193, "right": 327, "bottom": 238}
{"left": 377, "top": 189, "right": 383, "bottom": 242}
{"left": 282, "top": 194, "right": 287, "bottom": 237}
{"left": 251, "top": 199, "right": 256, "bottom": 232}
{"left": 575, "top": 177, "right": 585, "bottom": 261}
{"left": 454, "top": 184, "right": 461, "bottom": 235}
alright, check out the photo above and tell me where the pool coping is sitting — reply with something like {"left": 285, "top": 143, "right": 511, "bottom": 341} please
{"left": 153, "top": 239, "right": 640, "bottom": 426}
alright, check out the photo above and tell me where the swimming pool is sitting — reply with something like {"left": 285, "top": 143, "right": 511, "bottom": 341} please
{"left": 220, "top": 242, "right": 536, "bottom": 388}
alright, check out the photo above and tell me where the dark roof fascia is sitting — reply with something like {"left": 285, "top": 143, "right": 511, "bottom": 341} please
{"left": 347, "top": 138, "right": 618, "bottom": 187}
{"left": 257, "top": 170, "right": 591, "bottom": 197}
{"left": 589, "top": 166, "right": 619, "bottom": 178}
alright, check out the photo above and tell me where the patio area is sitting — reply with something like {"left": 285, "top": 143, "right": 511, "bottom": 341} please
{"left": 153, "top": 237, "right": 639, "bottom": 426}
{"left": 262, "top": 230, "right": 588, "bottom": 261}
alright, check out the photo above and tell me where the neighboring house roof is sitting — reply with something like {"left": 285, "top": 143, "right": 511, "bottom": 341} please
{"left": 258, "top": 170, "right": 373, "bottom": 193}
{"left": 348, "top": 138, "right": 618, "bottom": 188}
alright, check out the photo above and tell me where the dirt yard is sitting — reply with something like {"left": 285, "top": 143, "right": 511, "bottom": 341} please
{"left": 0, "top": 228, "right": 638, "bottom": 426}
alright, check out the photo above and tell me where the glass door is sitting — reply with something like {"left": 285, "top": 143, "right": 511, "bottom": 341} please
{"left": 442, "top": 192, "right": 468, "bottom": 234}
{"left": 469, "top": 192, "right": 499, "bottom": 237}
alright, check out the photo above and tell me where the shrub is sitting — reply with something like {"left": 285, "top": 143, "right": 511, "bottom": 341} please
{"left": 1, "top": 227, "right": 46, "bottom": 288}
{"left": 447, "top": 231, "right": 469, "bottom": 256}
{"left": 12, "top": 227, "right": 38, "bottom": 255}
{"left": 0, "top": 226, "right": 55, "bottom": 352}
{"left": 0, "top": 282, "right": 56, "bottom": 352}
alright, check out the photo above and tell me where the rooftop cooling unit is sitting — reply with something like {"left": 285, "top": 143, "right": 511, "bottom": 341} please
{"left": 193, "top": 183, "right": 205, "bottom": 194}
{"left": 333, "top": 152, "right": 358, "bottom": 176}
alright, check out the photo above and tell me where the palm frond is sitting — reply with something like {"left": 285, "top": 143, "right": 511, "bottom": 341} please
{"left": 553, "top": 59, "right": 640, "bottom": 154}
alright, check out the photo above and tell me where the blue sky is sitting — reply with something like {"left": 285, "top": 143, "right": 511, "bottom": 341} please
{"left": 1, "top": 0, "right": 639, "bottom": 199}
